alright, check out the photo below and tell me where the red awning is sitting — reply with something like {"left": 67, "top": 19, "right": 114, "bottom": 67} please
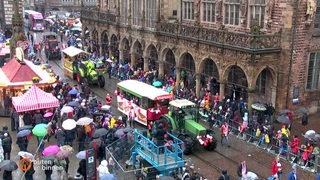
{"left": 12, "top": 85, "right": 60, "bottom": 112}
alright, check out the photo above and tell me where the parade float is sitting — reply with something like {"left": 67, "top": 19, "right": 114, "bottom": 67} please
{"left": 0, "top": 48, "right": 57, "bottom": 116}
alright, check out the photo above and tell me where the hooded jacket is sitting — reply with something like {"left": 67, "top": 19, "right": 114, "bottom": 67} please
{"left": 290, "top": 137, "right": 299, "bottom": 154}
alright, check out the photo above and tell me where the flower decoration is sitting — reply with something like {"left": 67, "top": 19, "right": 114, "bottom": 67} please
{"left": 197, "top": 134, "right": 214, "bottom": 147}
{"left": 32, "top": 77, "right": 39, "bottom": 83}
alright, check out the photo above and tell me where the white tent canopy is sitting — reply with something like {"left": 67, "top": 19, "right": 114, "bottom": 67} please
{"left": 62, "top": 46, "right": 87, "bottom": 57}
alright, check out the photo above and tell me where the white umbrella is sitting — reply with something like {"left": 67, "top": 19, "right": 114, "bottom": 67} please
{"left": 62, "top": 119, "right": 77, "bottom": 130}
{"left": 106, "top": 58, "right": 113, "bottom": 63}
{"left": 246, "top": 171, "right": 258, "bottom": 180}
{"left": 101, "top": 105, "right": 111, "bottom": 111}
{"left": 18, "top": 151, "right": 34, "bottom": 160}
{"left": 76, "top": 117, "right": 93, "bottom": 125}
{"left": 60, "top": 106, "right": 73, "bottom": 116}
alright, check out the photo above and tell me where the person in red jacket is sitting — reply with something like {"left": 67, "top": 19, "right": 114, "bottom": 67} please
{"left": 271, "top": 156, "right": 282, "bottom": 180}
{"left": 289, "top": 135, "right": 299, "bottom": 163}
{"left": 221, "top": 121, "right": 230, "bottom": 147}
{"left": 105, "top": 94, "right": 112, "bottom": 112}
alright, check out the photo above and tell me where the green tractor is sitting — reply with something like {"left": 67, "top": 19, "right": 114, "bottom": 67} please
{"left": 73, "top": 60, "right": 106, "bottom": 88}
{"left": 153, "top": 99, "right": 217, "bottom": 155}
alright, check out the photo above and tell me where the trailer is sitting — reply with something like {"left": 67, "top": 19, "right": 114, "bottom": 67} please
{"left": 132, "top": 129, "right": 185, "bottom": 178}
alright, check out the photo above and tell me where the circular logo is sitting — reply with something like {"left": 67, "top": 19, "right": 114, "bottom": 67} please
{"left": 19, "top": 158, "right": 32, "bottom": 171}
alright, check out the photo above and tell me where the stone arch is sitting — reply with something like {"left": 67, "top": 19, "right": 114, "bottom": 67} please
{"left": 101, "top": 30, "right": 109, "bottom": 54}
{"left": 223, "top": 65, "right": 249, "bottom": 101}
{"left": 253, "top": 66, "right": 277, "bottom": 105}
{"left": 199, "top": 58, "right": 220, "bottom": 93}
{"left": 179, "top": 52, "right": 196, "bottom": 89}
{"left": 132, "top": 40, "right": 144, "bottom": 69}
{"left": 121, "top": 37, "right": 130, "bottom": 63}
{"left": 146, "top": 43, "right": 158, "bottom": 70}
{"left": 91, "top": 29, "right": 98, "bottom": 44}
{"left": 110, "top": 34, "right": 119, "bottom": 57}
{"left": 161, "top": 48, "right": 176, "bottom": 77}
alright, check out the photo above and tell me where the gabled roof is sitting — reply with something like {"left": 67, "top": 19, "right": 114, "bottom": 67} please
{"left": 1, "top": 58, "right": 42, "bottom": 82}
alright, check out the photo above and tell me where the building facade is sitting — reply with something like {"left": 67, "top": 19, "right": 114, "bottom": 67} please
{"left": 0, "top": 0, "right": 23, "bottom": 30}
{"left": 32, "top": 0, "right": 97, "bottom": 13}
{"left": 81, "top": 0, "right": 320, "bottom": 114}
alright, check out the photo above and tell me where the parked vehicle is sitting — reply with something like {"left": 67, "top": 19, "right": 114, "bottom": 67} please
{"left": 43, "top": 32, "right": 61, "bottom": 60}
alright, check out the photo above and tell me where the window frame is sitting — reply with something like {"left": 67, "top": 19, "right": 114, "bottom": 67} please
{"left": 182, "top": 0, "right": 195, "bottom": 21}
{"left": 145, "top": 0, "right": 157, "bottom": 28}
{"left": 249, "top": 0, "right": 266, "bottom": 29}
{"left": 202, "top": 0, "right": 216, "bottom": 23}
{"left": 224, "top": 0, "right": 240, "bottom": 26}
{"left": 307, "top": 52, "right": 320, "bottom": 90}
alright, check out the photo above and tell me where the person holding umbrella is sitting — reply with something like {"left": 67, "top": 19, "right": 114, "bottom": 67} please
{"left": 301, "top": 112, "right": 308, "bottom": 133}
{"left": 2, "top": 133, "right": 12, "bottom": 160}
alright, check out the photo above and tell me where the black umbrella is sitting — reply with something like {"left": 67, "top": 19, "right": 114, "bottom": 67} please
{"left": 89, "top": 138, "right": 102, "bottom": 147}
{"left": 276, "top": 115, "right": 290, "bottom": 124}
{"left": 67, "top": 101, "right": 80, "bottom": 107}
{"left": 0, "top": 160, "right": 18, "bottom": 171}
{"left": 18, "top": 125, "right": 33, "bottom": 131}
{"left": 93, "top": 128, "right": 108, "bottom": 138}
{"left": 159, "top": 176, "right": 175, "bottom": 180}
{"left": 298, "top": 107, "right": 309, "bottom": 114}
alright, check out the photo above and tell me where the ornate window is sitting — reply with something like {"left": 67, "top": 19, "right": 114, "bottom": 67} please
{"left": 313, "top": 0, "right": 320, "bottom": 36}
{"left": 202, "top": 0, "right": 216, "bottom": 22}
{"left": 307, "top": 52, "right": 320, "bottom": 89}
{"left": 182, "top": 0, "right": 195, "bottom": 20}
{"left": 256, "top": 70, "right": 266, "bottom": 94}
{"left": 146, "top": 0, "right": 157, "bottom": 28}
{"left": 108, "top": 0, "right": 116, "bottom": 13}
{"left": 249, "top": 0, "right": 266, "bottom": 28}
{"left": 224, "top": 0, "right": 240, "bottom": 25}
{"left": 132, "top": 0, "right": 142, "bottom": 26}
{"left": 120, "top": 0, "right": 128, "bottom": 24}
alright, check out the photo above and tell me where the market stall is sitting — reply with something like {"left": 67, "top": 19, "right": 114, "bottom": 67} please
{"left": 62, "top": 46, "right": 88, "bottom": 79}
{"left": 12, "top": 85, "right": 59, "bottom": 112}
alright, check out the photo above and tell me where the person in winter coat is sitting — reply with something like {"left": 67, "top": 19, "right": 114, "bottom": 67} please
{"left": 23, "top": 160, "right": 35, "bottom": 180}
{"left": 77, "top": 159, "right": 87, "bottom": 179}
{"left": 33, "top": 110, "right": 43, "bottom": 125}
{"left": 2, "top": 133, "right": 12, "bottom": 160}
{"left": 271, "top": 156, "right": 282, "bottom": 180}
{"left": 301, "top": 113, "right": 308, "bottom": 133}
{"left": 55, "top": 128, "right": 65, "bottom": 146}
{"left": 289, "top": 135, "right": 299, "bottom": 163}
{"left": 3, "top": 170, "right": 12, "bottom": 180}
{"left": 218, "top": 170, "right": 230, "bottom": 180}
{"left": 221, "top": 121, "right": 230, "bottom": 147}
{"left": 51, "top": 159, "right": 68, "bottom": 180}
{"left": 97, "top": 160, "right": 110, "bottom": 178}
{"left": 237, "top": 161, "right": 247, "bottom": 180}
{"left": 23, "top": 112, "right": 33, "bottom": 126}
{"left": 64, "top": 129, "right": 76, "bottom": 146}
{"left": 77, "top": 126, "right": 86, "bottom": 151}
{"left": 287, "top": 164, "right": 298, "bottom": 180}
{"left": 16, "top": 136, "right": 28, "bottom": 151}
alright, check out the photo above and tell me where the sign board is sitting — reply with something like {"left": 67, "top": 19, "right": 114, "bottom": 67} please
{"left": 24, "top": 81, "right": 33, "bottom": 90}
{"left": 16, "top": 47, "right": 24, "bottom": 62}
{"left": 86, "top": 147, "right": 97, "bottom": 180}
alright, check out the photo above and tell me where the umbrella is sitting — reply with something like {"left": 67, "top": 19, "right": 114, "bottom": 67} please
{"left": 55, "top": 149, "right": 70, "bottom": 159}
{"left": 17, "top": 129, "right": 31, "bottom": 137}
{"left": 60, "top": 145, "right": 74, "bottom": 153}
{"left": 76, "top": 150, "right": 86, "bottom": 159}
{"left": 100, "top": 105, "right": 111, "bottom": 111}
{"left": 251, "top": 103, "right": 266, "bottom": 111}
{"left": 123, "top": 127, "right": 132, "bottom": 133}
{"left": 60, "top": 106, "right": 73, "bottom": 114}
{"left": 152, "top": 81, "right": 162, "bottom": 87}
{"left": 158, "top": 176, "right": 174, "bottom": 180}
{"left": 89, "top": 138, "right": 101, "bottom": 147}
{"left": 303, "top": 130, "right": 317, "bottom": 139}
{"left": 18, "top": 151, "right": 34, "bottom": 160}
{"left": 43, "top": 154, "right": 55, "bottom": 161}
{"left": 93, "top": 128, "right": 108, "bottom": 138}
{"left": 115, "top": 128, "right": 125, "bottom": 138}
{"left": 100, "top": 174, "right": 117, "bottom": 180}
{"left": 68, "top": 89, "right": 79, "bottom": 95}
{"left": 62, "top": 119, "right": 77, "bottom": 130}
{"left": 37, "top": 123, "right": 48, "bottom": 128}
{"left": 106, "top": 58, "right": 113, "bottom": 63}
{"left": 77, "top": 117, "right": 93, "bottom": 125}
{"left": 0, "top": 160, "right": 18, "bottom": 171}
{"left": 279, "top": 109, "right": 290, "bottom": 115}
{"left": 276, "top": 115, "right": 291, "bottom": 124}
{"left": 43, "top": 145, "right": 60, "bottom": 156}
{"left": 246, "top": 171, "right": 258, "bottom": 180}
{"left": 32, "top": 125, "right": 48, "bottom": 137}
{"left": 67, "top": 101, "right": 80, "bottom": 107}
{"left": 298, "top": 107, "right": 309, "bottom": 114}
{"left": 44, "top": 112, "right": 53, "bottom": 118}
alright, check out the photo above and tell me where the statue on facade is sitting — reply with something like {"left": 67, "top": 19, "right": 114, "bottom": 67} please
{"left": 306, "top": 0, "right": 317, "bottom": 23}
{"left": 216, "top": 0, "right": 223, "bottom": 20}
{"left": 240, "top": 0, "right": 248, "bottom": 17}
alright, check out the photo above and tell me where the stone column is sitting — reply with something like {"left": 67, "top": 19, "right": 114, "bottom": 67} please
{"left": 158, "top": 61, "right": 164, "bottom": 78}
{"left": 128, "top": 0, "right": 132, "bottom": 26}
{"left": 119, "top": 48, "right": 124, "bottom": 64}
{"left": 141, "top": 0, "right": 145, "bottom": 27}
{"left": 130, "top": 52, "right": 136, "bottom": 69}
{"left": 247, "top": 87, "right": 255, "bottom": 118}
{"left": 195, "top": 74, "right": 201, "bottom": 98}
{"left": 175, "top": 67, "right": 181, "bottom": 88}
{"left": 219, "top": 81, "right": 226, "bottom": 101}
{"left": 108, "top": 43, "right": 113, "bottom": 58}
{"left": 143, "top": 56, "right": 149, "bottom": 71}
{"left": 156, "top": 0, "right": 161, "bottom": 22}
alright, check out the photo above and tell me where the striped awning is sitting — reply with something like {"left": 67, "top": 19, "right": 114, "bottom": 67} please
{"left": 12, "top": 85, "right": 60, "bottom": 112}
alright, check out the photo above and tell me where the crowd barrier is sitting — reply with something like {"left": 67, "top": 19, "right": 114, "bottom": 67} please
{"left": 206, "top": 116, "right": 319, "bottom": 173}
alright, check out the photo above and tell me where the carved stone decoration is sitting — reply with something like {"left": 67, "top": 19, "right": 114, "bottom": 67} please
{"left": 306, "top": 0, "right": 317, "bottom": 25}
{"left": 240, "top": 0, "right": 248, "bottom": 17}
{"left": 194, "top": 0, "right": 201, "bottom": 22}
{"left": 266, "top": 0, "right": 275, "bottom": 24}
{"left": 156, "top": 42, "right": 161, "bottom": 52}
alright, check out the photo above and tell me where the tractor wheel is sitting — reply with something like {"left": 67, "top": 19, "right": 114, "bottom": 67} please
{"left": 178, "top": 134, "right": 194, "bottom": 155}
{"left": 77, "top": 74, "right": 82, "bottom": 84}
{"left": 98, "top": 75, "right": 105, "bottom": 88}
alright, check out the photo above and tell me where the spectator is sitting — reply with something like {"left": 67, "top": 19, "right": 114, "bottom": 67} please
{"left": 221, "top": 121, "right": 230, "bottom": 147}
{"left": 218, "top": 170, "right": 230, "bottom": 180}
{"left": 237, "top": 161, "right": 247, "bottom": 180}
{"left": 287, "top": 164, "right": 298, "bottom": 180}
{"left": 271, "top": 156, "right": 282, "bottom": 180}
{"left": 301, "top": 113, "right": 308, "bottom": 133}
{"left": 97, "top": 160, "right": 109, "bottom": 178}
{"left": 2, "top": 133, "right": 12, "bottom": 160}
{"left": 289, "top": 135, "right": 299, "bottom": 163}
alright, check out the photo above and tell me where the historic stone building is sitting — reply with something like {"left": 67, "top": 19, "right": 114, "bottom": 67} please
{"left": 81, "top": 0, "right": 320, "bottom": 114}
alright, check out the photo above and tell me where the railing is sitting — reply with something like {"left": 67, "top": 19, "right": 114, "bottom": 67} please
{"left": 81, "top": 9, "right": 281, "bottom": 53}
{"left": 133, "top": 129, "right": 185, "bottom": 174}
